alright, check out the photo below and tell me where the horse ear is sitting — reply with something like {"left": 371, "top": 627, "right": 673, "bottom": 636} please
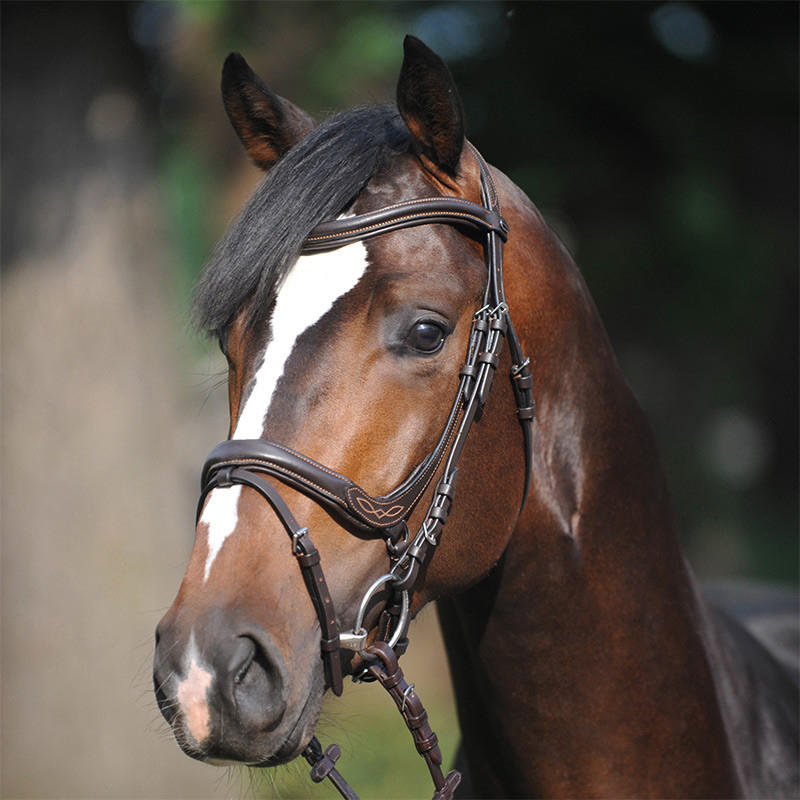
{"left": 221, "top": 52, "right": 315, "bottom": 171}
{"left": 396, "top": 35, "right": 465, "bottom": 178}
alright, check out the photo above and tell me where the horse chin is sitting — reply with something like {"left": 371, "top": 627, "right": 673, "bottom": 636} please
{"left": 252, "top": 682, "right": 326, "bottom": 767}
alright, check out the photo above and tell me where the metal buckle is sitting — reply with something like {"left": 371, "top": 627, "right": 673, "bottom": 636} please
{"left": 400, "top": 682, "right": 416, "bottom": 713}
{"left": 511, "top": 357, "right": 530, "bottom": 377}
{"left": 422, "top": 520, "right": 438, "bottom": 546}
{"left": 292, "top": 526, "right": 309, "bottom": 555}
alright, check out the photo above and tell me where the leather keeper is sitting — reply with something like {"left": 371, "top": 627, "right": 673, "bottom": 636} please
{"left": 478, "top": 351, "right": 499, "bottom": 368}
{"left": 433, "top": 772, "right": 462, "bottom": 800}
{"left": 381, "top": 671, "right": 402, "bottom": 690}
{"left": 518, "top": 404, "right": 536, "bottom": 421}
{"left": 414, "top": 732, "right": 440, "bottom": 754}
{"left": 435, "top": 479, "right": 456, "bottom": 500}
{"left": 406, "top": 539, "right": 430, "bottom": 563}
{"left": 490, "top": 315, "right": 508, "bottom": 334}
{"left": 429, "top": 505, "right": 449, "bottom": 522}
{"left": 297, "top": 550, "right": 321, "bottom": 568}
{"left": 308, "top": 743, "right": 341, "bottom": 782}
{"left": 393, "top": 638, "right": 409, "bottom": 657}
{"left": 514, "top": 372, "right": 534, "bottom": 390}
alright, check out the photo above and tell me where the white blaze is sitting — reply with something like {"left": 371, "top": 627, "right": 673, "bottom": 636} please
{"left": 201, "top": 241, "right": 369, "bottom": 580}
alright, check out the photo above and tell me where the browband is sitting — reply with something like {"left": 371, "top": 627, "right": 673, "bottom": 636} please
{"left": 301, "top": 196, "right": 507, "bottom": 253}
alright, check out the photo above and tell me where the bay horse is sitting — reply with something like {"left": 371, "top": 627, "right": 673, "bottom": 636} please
{"left": 154, "top": 36, "right": 798, "bottom": 798}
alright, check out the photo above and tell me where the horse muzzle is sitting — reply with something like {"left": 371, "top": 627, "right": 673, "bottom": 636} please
{"left": 153, "top": 606, "right": 322, "bottom": 765}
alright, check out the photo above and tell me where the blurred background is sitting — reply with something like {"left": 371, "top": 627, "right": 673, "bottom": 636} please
{"left": 2, "top": 2, "right": 796, "bottom": 797}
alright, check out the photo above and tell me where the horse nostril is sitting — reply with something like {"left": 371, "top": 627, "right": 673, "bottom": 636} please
{"left": 225, "top": 634, "right": 287, "bottom": 733}
{"left": 154, "top": 613, "right": 290, "bottom": 754}
{"left": 229, "top": 636, "right": 256, "bottom": 684}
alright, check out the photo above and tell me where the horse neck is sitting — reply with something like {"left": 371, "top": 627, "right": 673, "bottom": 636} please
{"left": 438, "top": 183, "right": 740, "bottom": 797}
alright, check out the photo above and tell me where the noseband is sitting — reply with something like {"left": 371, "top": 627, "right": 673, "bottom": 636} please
{"left": 197, "top": 147, "right": 534, "bottom": 799}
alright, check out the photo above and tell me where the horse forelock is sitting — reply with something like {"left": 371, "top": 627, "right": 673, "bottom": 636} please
{"left": 192, "top": 104, "right": 410, "bottom": 338}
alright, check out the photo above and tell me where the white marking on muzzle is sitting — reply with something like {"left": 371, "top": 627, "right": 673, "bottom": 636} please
{"left": 202, "top": 240, "right": 369, "bottom": 581}
{"left": 176, "top": 634, "right": 214, "bottom": 746}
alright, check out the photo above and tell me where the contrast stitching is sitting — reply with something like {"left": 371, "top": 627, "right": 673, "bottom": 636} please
{"left": 208, "top": 458, "right": 345, "bottom": 507}
{"left": 344, "top": 398, "right": 464, "bottom": 525}
{"left": 305, "top": 211, "right": 493, "bottom": 243}
{"left": 266, "top": 441, "right": 350, "bottom": 482}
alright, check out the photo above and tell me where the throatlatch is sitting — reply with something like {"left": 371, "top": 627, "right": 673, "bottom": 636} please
{"left": 199, "top": 146, "right": 534, "bottom": 800}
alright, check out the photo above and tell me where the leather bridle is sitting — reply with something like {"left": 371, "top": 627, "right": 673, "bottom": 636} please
{"left": 197, "top": 146, "right": 534, "bottom": 800}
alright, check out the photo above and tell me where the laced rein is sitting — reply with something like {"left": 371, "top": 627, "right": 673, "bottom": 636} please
{"left": 198, "top": 148, "right": 534, "bottom": 800}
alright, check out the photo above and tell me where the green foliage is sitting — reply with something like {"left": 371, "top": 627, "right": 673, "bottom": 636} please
{"left": 260, "top": 680, "right": 458, "bottom": 799}
{"left": 306, "top": 12, "right": 403, "bottom": 107}
{"left": 162, "top": 143, "right": 216, "bottom": 311}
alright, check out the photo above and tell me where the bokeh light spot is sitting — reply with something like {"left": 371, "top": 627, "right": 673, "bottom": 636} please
{"left": 650, "top": 3, "right": 717, "bottom": 63}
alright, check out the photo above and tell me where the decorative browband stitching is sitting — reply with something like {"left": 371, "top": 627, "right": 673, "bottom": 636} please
{"left": 301, "top": 197, "right": 507, "bottom": 253}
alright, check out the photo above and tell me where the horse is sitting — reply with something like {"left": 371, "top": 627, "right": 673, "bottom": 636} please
{"left": 153, "top": 36, "right": 798, "bottom": 798}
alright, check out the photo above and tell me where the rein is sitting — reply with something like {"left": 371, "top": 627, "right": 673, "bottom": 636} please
{"left": 197, "top": 147, "right": 534, "bottom": 800}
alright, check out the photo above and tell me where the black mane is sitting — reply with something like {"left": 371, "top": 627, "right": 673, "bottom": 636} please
{"left": 193, "top": 105, "right": 410, "bottom": 336}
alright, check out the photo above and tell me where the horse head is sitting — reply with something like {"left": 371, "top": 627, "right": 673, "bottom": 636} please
{"left": 154, "top": 37, "right": 537, "bottom": 768}
{"left": 154, "top": 36, "right": 799, "bottom": 800}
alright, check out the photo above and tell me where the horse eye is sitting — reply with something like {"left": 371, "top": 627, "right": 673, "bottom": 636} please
{"left": 405, "top": 320, "right": 447, "bottom": 354}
